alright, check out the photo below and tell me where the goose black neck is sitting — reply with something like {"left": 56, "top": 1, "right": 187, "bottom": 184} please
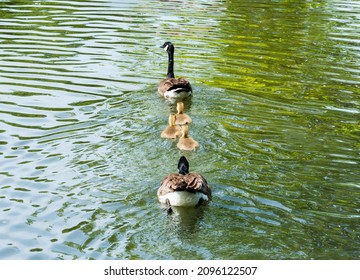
{"left": 178, "top": 156, "right": 189, "bottom": 175}
{"left": 166, "top": 47, "right": 175, "bottom": 79}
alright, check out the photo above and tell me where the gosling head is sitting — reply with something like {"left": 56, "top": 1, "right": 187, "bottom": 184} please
{"left": 181, "top": 123, "right": 189, "bottom": 137}
{"left": 176, "top": 101, "right": 184, "bottom": 113}
{"left": 168, "top": 113, "right": 177, "bottom": 126}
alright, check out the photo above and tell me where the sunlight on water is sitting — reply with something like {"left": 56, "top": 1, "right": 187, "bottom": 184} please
{"left": 0, "top": 0, "right": 359, "bottom": 260}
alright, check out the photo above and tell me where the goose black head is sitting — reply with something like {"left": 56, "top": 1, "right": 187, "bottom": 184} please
{"left": 178, "top": 156, "right": 189, "bottom": 175}
{"left": 160, "top": 41, "right": 174, "bottom": 53}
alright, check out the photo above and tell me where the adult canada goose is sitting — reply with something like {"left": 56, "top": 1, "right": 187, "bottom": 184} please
{"left": 158, "top": 41, "right": 192, "bottom": 99}
{"left": 175, "top": 101, "right": 192, "bottom": 125}
{"left": 177, "top": 123, "right": 199, "bottom": 151}
{"left": 160, "top": 113, "right": 182, "bottom": 139}
{"left": 158, "top": 156, "right": 211, "bottom": 212}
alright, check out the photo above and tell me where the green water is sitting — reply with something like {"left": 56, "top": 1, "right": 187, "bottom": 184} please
{"left": 0, "top": 0, "right": 359, "bottom": 260}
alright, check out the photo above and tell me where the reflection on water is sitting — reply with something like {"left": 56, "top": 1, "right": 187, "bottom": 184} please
{"left": 164, "top": 206, "right": 207, "bottom": 239}
{"left": 0, "top": 0, "right": 359, "bottom": 259}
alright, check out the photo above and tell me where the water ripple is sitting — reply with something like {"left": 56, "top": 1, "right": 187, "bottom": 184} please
{"left": 1, "top": 0, "right": 359, "bottom": 260}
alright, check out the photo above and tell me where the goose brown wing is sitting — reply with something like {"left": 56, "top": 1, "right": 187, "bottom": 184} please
{"left": 158, "top": 173, "right": 211, "bottom": 200}
{"left": 158, "top": 78, "right": 192, "bottom": 95}
{"left": 184, "top": 173, "right": 211, "bottom": 199}
{"left": 175, "top": 78, "right": 192, "bottom": 92}
{"left": 158, "top": 173, "right": 188, "bottom": 196}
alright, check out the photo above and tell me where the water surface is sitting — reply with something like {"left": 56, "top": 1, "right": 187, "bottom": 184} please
{"left": 0, "top": 0, "right": 359, "bottom": 259}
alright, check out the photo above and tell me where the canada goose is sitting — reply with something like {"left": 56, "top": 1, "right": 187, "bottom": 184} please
{"left": 177, "top": 123, "right": 199, "bottom": 151}
{"left": 175, "top": 101, "right": 192, "bottom": 125}
{"left": 158, "top": 156, "right": 211, "bottom": 212}
{"left": 158, "top": 41, "right": 192, "bottom": 99}
{"left": 161, "top": 113, "right": 182, "bottom": 139}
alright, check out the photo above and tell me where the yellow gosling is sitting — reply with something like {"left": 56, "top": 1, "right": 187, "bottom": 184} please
{"left": 177, "top": 123, "right": 199, "bottom": 151}
{"left": 161, "top": 114, "right": 182, "bottom": 139}
{"left": 175, "top": 101, "right": 192, "bottom": 125}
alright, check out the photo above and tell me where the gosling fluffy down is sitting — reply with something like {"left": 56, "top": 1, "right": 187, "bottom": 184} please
{"left": 177, "top": 123, "right": 199, "bottom": 151}
{"left": 175, "top": 102, "right": 192, "bottom": 125}
{"left": 160, "top": 114, "right": 182, "bottom": 139}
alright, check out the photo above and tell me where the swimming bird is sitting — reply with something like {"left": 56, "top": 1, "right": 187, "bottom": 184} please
{"left": 177, "top": 123, "right": 199, "bottom": 151}
{"left": 158, "top": 156, "right": 211, "bottom": 212}
{"left": 160, "top": 114, "right": 182, "bottom": 139}
{"left": 158, "top": 41, "right": 192, "bottom": 99}
{"left": 175, "top": 101, "right": 192, "bottom": 125}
